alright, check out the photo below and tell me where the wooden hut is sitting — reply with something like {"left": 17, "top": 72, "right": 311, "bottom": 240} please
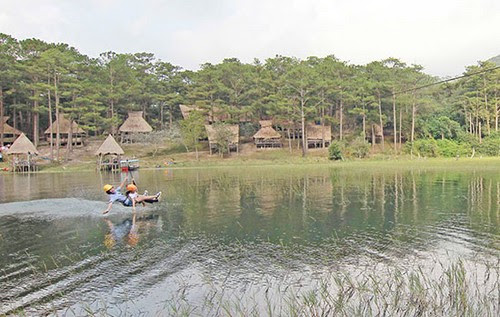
{"left": 44, "top": 115, "right": 85, "bottom": 146}
{"left": 0, "top": 117, "right": 22, "bottom": 145}
{"left": 119, "top": 111, "right": 153, "bottom": 143}
{"left": 253, "top": 126, "right": 282, "bottom": 148}
{"left": 7, "top": 133, "right": 39, "bottom": 172}
{"left": 205, "top": 124, "right": 239, "bottom": 154}
{"left": 95, "top": 134, "right": 124, "bottom": 171}
{"left": 306, "top": 124, "right": 332, "bottom": 148}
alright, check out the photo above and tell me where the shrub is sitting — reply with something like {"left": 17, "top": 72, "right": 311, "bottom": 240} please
{"left": 456, "top": 131, "right": 479, "bottom": 148}
{"left": 405, "top": 139, "right": 438, "bottom": 157}
{"left": 427, "top": 116, "right": 462, "bottom": 140}
{"left": 477, "top": 135, "right": 500, "bottom": 156}
{"left": 435, "top": 139, "right": 471, "bottom": 157}
{"left": 328, "top": 141, "right": 344, "bottom": 160}
{"left": 350, "top": 137, "right": 370, "bottom": 158}
{"left": 456, "top": 131, "right": 499, "bottom": 156}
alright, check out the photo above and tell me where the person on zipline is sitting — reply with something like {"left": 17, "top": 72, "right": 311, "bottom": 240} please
{"left": 125, "top": 183, "right": 161, "bottom": 208}
{"left": 102, "top": 175, "right": 161, "bottom": 214}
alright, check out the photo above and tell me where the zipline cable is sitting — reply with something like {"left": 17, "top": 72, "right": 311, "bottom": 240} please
{"left": 393, "top": 65, "right": 500, "bottom": 97}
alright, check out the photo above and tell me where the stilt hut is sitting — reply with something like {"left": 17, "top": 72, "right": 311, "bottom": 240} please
{"left": 253, "top": 123, "right": 282, "bottom": 148}
{"left": 95, "top": 134, "right": 124, "bottom": 171}
{"left": 44, "top": 115, "right": 85, "bottom": 146}
{"left": 119, "top": 111, "right": 153, "bottom": 143}
{"left": 205, "top": 124, "right": 239, "bottom": 154}
{"left": 0, "top": 117, "right": 22, "bottom": 145}
{"left": 306, "top": 124, "right": 332, "bottom": 148}
{"left": 7, "top": 133, "right": 39, "bottom": 172}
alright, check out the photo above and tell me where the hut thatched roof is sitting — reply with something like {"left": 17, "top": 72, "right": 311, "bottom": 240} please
{"left": 253, "top": 126, "right": 281, "bottom": 139}
{"left": 179, "top": 104, "right": 201, "bottom": 119}
{"left": 0, "top": 117, "right": 22, "bottom": 135}
{"left": 307, "top": 124, "right": 332, "bottom": 140}
{"left": 119, "top": 111, "right": 153, "bottom": 133}
{"left": 205, "top": 125, "right": 239, "bottom": 144}
{"left": 95, "top": 134, "right": 124, "bottom": 156}
{"left": 7, "top": 133, "right": 38, "bottom": 155}
{"left": 259, "top": 120, "right": 273, "bottom": 128}
{"left": 44, "top": 115, "right": 85, "bottom": 134}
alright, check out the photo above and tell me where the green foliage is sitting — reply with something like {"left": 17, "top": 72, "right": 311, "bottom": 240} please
{"left": 212, "top": 123, "right": 236, "bottom": 157}
{"left": 404, "top": 136, "right": 500, "bottom": 157}
{"left": 328, "top": 141, "right": 344, "bottom": 160}
{"left": 239, "top": 122, "right": 258, "bottom": 138}
{"left": 435, "top": 139, "right": 471, "bottom": 157}
{"left": 426, "top": 116, "right": 462, "bottom": 140}
{"left": 477, "top": 134, "right": 500, "bottom": 156}
{"left": 405, "top": 139, "right": 438, "bottom": 157}
{"left": 456, "top": 131, "right": 479, "bottom": 147}
{"left": 180, "top": 111, "right": 205, "bottom": 154}
{"left": 350, "top": 137, "right": 370, "bottom": 158}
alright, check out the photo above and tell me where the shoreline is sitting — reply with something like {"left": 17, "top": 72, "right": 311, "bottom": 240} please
{"left": 1, "top": 156, "right": 499, "bottom": 174}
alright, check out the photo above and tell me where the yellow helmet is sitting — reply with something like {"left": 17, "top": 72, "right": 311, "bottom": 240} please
{"left": 103, "top": 184, "right": 113, "bottom": 192}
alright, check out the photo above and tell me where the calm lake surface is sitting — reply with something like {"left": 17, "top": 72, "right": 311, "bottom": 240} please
{"left": 0, "top": 164, "right": 499, "bottom": 315}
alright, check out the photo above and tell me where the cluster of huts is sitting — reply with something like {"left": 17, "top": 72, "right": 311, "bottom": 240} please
{"left": 0, "top": 111, "right": 152, "bottom": 172}
{"left": 0, "top": 104, "right": 343, "bottom": 172}
{"left": 179, "top": 104, "right": 333, "bottom": 153}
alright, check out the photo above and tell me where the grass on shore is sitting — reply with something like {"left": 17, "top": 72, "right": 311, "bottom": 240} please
{"left": 1, "top": 140, "right": 499, "bottom": 173}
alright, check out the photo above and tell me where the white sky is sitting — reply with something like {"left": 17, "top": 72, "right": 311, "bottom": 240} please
{"left": 0, "top": 0, "right": 499, "bottom": 77}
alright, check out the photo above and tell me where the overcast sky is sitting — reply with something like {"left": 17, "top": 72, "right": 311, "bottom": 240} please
{"left": 0, "top": 0, "right": 498, "bottom": 77}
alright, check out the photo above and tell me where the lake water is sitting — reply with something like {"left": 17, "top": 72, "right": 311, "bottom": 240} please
{"left": 0, "top": 164, "right": 498, "bottom": 315}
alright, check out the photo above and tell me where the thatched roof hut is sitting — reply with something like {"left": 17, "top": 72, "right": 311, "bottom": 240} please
{"left": 306, "top": 124, "right": 331, "bottom": 148}
{"left": 205, "top": 125, "right": 239, "bottom": 144}
{"left": 119, "top": 111, "right": 153, "bottom": 143}
{"left": 205, "top": 124, "right": 239, "bottom": 154}
{"left": 1, "top": 117, "right": 22, "bottom": 135}
{"left": 44, "top": 115, "right": 85, "bottom": 146}
{"left": 307, "top": 124, "right": 332, "bottom": 140}
{"left": 253, "top": 126, "right": 281, "bottom": 139}
{"left": 95, "top": 134, "right": 124, "bottom": 156}
{"left": 119, "top": 111, "right": 153, "bottom": 133}
{"left": 95, "top": 134, "right": 124, "bottom": 171}
{"left": 7, "top": 133, "right": 39, "bottom": 155}
{"left": 6, "top": 133, "right": 39, "bottom": 172}
{"left": 44, "top": 115, "right": 85, "bottom": 135}
{"left": 0, "top": 117, "right": 22, "bottom": 144}
{"left": 253, "top": 126, "right": 282, "bottom": 148}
